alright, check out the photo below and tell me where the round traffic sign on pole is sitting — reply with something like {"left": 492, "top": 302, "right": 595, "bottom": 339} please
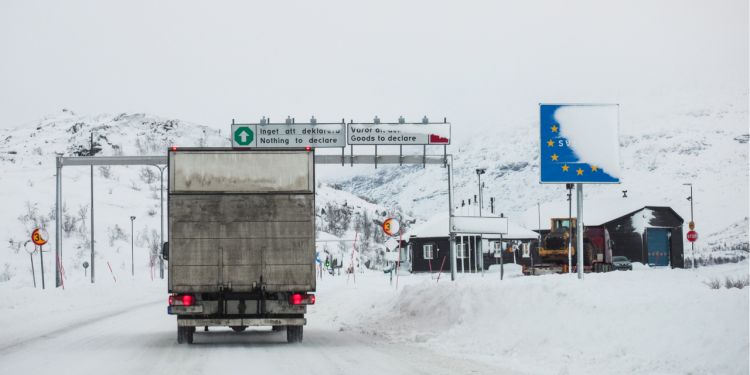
{"left": 382, "top": 218, "right": 400, "bottom": 237}
{"left": 687, "top": 230, "right": 698, "bottom": 243}
{"left": 31, "top": 228, "right": 48, "bottom": 246}
{"left": 688, "top": 221, "right": 695, "bottom": 230}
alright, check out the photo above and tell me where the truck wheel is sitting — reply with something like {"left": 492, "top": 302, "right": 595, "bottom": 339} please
{"left": 286, "top": 325, "right": 303, "bottom": 343}
{"left": 177, "top": 326, "right": 193, "bottom": 344}
{"left": 186, "top": 327, "right": 194, "bottom": 344}
{"left": 231, "top": 326, "right": 247, "bottom": 332}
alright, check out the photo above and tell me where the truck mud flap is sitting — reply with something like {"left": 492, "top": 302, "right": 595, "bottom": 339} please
{"left": 177, "top": 318, "right": 306, "bottom": 327}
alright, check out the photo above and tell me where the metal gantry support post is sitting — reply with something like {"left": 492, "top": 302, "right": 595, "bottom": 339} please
{"left": 158, "top": 165, "right": 167, "bottom": 279}
{"left": 576, "top": 183, "right": 584, "bottom": 279}
{"left": 90, "top": 149, "right": 95, "bottom": 284}
{"left": 55, "top": 154, "right": 63, "bottom": 288}
{"left": 53, "top": 155, "right": 168, "bottom": 287}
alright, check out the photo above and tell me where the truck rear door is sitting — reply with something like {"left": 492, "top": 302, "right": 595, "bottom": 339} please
{"left": 167, "top": 149, "right": 316, "bottom": 293}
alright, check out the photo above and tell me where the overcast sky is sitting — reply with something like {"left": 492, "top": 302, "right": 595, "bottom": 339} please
{"left": 0, "top": 0, "right": 746, "bottom": 133}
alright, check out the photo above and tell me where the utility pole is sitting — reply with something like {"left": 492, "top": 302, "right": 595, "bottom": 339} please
{"left": 130, "top": 216, "right": 136, "bottom": 276}
{"left": 475, "top": 168, "right": 486, "bottom": 216}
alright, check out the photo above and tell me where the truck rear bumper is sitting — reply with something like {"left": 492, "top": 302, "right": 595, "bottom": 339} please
{"left": 177, "top": 318, "right": 306, "bottom": 327}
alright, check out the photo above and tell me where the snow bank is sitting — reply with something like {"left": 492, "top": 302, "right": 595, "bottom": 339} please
{"left": 324, "top": 263, "right": 749, "bottom": 375}
{"left": 0, "top": 278, "right": 164, "bottom": 350}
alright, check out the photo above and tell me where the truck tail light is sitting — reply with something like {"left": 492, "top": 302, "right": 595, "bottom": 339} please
{"left": 169, "top": 294, "right": 195, "bottom": 306}
{"left": 289, "top": 293, "right": 315, "bottom": 305}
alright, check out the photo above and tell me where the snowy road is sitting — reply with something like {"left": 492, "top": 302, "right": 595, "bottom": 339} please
{"left": 0, "top": 297, "right": 511, "bottom": 375}
{"left": 1, "top": 264, "right": 747, "bottom": 375}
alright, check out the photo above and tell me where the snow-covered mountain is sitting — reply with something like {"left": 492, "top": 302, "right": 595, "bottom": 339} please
{"left": 1, "top": 93, "right": 747, "bottom": 285}
{"left": 0, "top": 110, "right": 406, "bottom": 284}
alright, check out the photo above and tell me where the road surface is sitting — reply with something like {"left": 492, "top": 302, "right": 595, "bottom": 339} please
{"left": 0, "top": 297, "right": 513, "bottom": 375}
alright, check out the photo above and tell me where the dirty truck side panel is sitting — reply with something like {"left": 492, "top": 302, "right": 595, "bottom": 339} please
{"left": 167, "top": 150, "right": 316, "bottom": 294}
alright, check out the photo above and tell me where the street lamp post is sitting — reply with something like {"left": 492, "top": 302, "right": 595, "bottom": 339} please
{"left": 475, "top": 168, "right": 486, "bottom": 216}
{"left": 683, "top": 183, "right": 694, "bottom": 268}
{"left": 130, "top": 216, "right": 136, "bottom": 276}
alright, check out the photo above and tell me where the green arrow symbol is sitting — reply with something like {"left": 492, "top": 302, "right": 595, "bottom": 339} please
{"left": 234, "top": 126, "right": 254, "bottom": 146}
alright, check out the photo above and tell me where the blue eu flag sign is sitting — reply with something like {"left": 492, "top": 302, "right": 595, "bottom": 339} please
{"left": 540, "top": 104, "right": 621, "bottom": 184}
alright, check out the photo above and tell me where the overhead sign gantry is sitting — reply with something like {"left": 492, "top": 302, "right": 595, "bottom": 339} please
{"left": 54, "top": 116, "right": 466, "bottom": 288}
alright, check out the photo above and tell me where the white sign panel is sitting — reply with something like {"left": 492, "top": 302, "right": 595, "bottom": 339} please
{"left": 384, "top": 238, "right": 400, "bottom": 251}
{"left": 347, "top": 123, "right": 451, "bottom": 145}
{"left": 450, "top": 216, "right": 508, "bottom": 234}
{"left": 384, "top": 251, "right": 399, "bottom": 262}
{"left": 231, "top": 123, "right": 346, "bottom": 148}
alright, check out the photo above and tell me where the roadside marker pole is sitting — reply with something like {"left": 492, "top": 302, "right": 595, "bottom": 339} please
{"left": 30, "top": 251, "right": 36, "bottom": 288}
{"left": 107, "top": 261, "right": 117, "bottom": 283}
{"left": 436, "top": 256, "right": 447, "bottom": 283}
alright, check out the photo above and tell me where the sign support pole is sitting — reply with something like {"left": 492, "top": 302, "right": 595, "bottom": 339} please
{"left": 39, "top": 245, "right": 45, "bottom": 289}
{"left": 690, "top": 184, "right": 695, "bottom": 269}
{"left": 500, "top": 234, "right": 504, "bottom": 280}
{"left": 576, "top": 183, "right": 584, "bottom": 279}
{"left": 447, "top": 155, "right": 456, "bottom": 281}
{"left": 568, "top": 184, "right": 573, "bottom": 274}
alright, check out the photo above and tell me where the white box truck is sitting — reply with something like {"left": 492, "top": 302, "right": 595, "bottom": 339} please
{"left": 163, "top": 148, "right": 316, "bottom": 344}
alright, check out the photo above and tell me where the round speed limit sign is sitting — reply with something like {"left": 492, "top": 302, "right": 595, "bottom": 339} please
{"left": 31, "top": 228, "right": 48, "bottom": 246}
{"left": 382, "top": 218, "right": 400, "bottom": 237}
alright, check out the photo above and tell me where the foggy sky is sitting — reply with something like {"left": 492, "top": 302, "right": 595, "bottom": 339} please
{"left": 0, "top": 0, "right": 746, "bottom": 133}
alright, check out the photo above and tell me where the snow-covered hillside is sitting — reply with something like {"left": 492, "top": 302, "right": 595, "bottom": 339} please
{"left": 0, "top": 110, "right": 405, "bottom": 285}
{"left": 336, "top": 93, "right": 750, "bottom": 254}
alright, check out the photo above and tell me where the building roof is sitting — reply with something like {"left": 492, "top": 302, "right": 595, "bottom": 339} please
{"left": 408, "top": 212, "right": 539, "bottom": 240}
{"left": 520, "top": 196, "right": 683, "bottom": 229}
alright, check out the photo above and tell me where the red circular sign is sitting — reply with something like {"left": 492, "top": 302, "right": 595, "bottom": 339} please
{"left": 382, "top": 218, "right": 400, "bottom": 237}
{"left": 31, "top": 228, "right": 48, "bottom": 246}
{"left": 687, "top": 230, "right": 698, "bottom": 243}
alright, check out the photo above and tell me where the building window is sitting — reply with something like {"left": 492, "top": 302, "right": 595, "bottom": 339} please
{"left": 493, "top": 241, "right": 508, "bottom": 257}
{"left": 457, "top": 243, "right": 468, "bottom": 259}
{"left": 423, "top": 244, "right": 434, "bottom": 260}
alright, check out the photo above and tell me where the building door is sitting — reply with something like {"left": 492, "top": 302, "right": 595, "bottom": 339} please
{"left": 646, "top": 228, "right": 670, "bottom": 266}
